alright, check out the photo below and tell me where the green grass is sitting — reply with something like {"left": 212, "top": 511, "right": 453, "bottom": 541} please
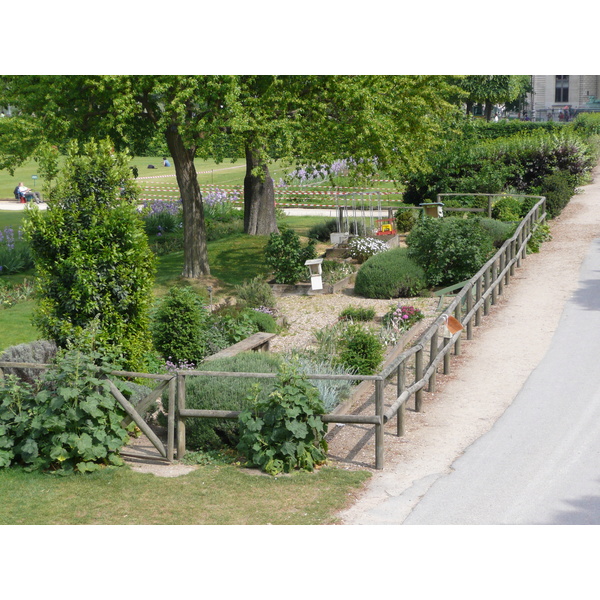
{"left": 0, "top": 300, "right": 39, "bottom": 352}
{"left": 0, "top": 464, "right": 370, "bottom": 525}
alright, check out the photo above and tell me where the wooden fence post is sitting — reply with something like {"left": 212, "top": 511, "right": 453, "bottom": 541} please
{"left": 415, "top": 348, "right": 424, "bottom": 412}
{"left": 396, "top": 361, "right": 405, "bottom": 437}
{"left": 176, "top": 372, "right": 186, "bottom": 460}
{"left": 375, "top": 378, "right": 384, "bottom": 470}
{"left": 466, "top": 284, "right": 474, "bottom": 340}
{"left": 429, "top": 328, "right": 439, "bottom": 392}
{"left": 167, "top": 376, "right": 176, "bottom": 462}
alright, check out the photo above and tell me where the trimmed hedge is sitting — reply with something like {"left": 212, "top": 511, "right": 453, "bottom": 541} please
{"left": 354, "top": 247, "right": 427, "bottom": 299}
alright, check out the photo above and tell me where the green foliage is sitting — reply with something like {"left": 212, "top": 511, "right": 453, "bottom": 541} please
{"left": 527, "top": 222, "right": 552, "bottom": 253}
{"left": 337, "top": 323, "right": 385, "bottom": 376}
{"left": 308, "top": 219, "right": 339, "bottom": 242}
{"left": 0, "top": 279, "right": 35, "bottom": 310}
{"left": 407, "top": 217, "right": 495, "bottom": 287}
{"left": 242, "top": 308, "right": 279, "bottom": 334}
{"left": 176, "top": 352, "right": 283, "bottom": 451}
{"left": 0, "top": 347, "right": 129, "bottom": 473}
{"left": 321, "top": 260, "right": 356, "bottom": 284}
{"left": 403, "top": 131, "right": 596, "bottom": 205}
{"left": 477, "top": 218, "right": 517, "bottom": 247}
{"left": 151, "top": 287, "right": 211, "bottom": 365}
{"left": 235, "top": 276, "right": 277, "bottom": 311}
{"left": 491, "top": 196, "right": 522, "bottom": 221}
{"left": 535, "top": 171, "right": 577, "bottom": 218}
{"left": 338, "top": 305, "right": 376, "bottom": 322}
{"left": 287, "top": 351, "right": 354, "bottom": 413}
{"left": 264, "top": 227, "right": 317, "bottom": 284}
{"left": 395, "top": 209, "right": 418, "bottom": 233}
{"left": 571, "top": 112, "right": 600, "bottom": 137}
{"left": 23, "top": 139, "right": 156, "bottom": 372}
{"left": 354, "top": 247, "right": 428, "bottom": 299}
{"left": 237, "top": 361, "right": 328, "bottom": 476}
{"left": 0, "top": 226, "right": 33, "bottom": 276}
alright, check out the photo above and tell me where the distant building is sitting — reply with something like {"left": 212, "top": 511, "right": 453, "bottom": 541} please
{"left": 529, "top": 75, "right": 600, "bottom": 121}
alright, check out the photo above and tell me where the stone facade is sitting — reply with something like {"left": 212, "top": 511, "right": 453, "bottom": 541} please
{"left": 529, "top": 75, "right": 600, "bottom": 121}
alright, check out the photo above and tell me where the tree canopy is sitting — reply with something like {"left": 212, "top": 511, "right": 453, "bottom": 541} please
{"left": 458, "top": 75, "right": 532, "bottom": 120}
{"left": 1, "top": 75, "right": 463, "bottom": 277}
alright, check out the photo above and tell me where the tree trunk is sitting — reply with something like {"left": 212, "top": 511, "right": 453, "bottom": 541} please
{"left": 484, "top": 101, "right": 493, "bottom": 121}
{"left": 244, "top": 145, "right": 279, "bottom": 236}
{"left": 165, "top": 126, "right": 210, "bottom": 278}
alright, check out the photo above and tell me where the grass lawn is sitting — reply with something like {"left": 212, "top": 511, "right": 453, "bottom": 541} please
{"left": 0, "top": 300, "right": 39, "bottom": 352}
{"left": 0, "top": 463, "right": 370, "bottom": 525}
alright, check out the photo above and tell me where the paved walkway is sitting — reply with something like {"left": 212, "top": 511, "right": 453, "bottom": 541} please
{"left": 340, "top": 166, "right": 600, "bottom": 524}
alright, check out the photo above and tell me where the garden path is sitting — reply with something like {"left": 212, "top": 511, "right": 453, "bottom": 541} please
{"left": 338, "top": 165, "right": 600, "bottom": 524}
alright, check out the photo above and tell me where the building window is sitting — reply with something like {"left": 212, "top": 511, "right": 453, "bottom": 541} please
{"left": 555, "top": 76, "right": 569, "bottom": 103}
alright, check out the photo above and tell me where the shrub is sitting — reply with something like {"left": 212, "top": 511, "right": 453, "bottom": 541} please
{"left": 354, "top": 247, "right": 428, "bottom": 299}
{"left": 338, "top": 305, "right": 376, "bottom": 322}
{"left": 395, "top": 209, "right": 418, "bottom": 233}
{"left": 288, "top": 352, "right": 354, "bottom": 413}
{"left": 0, "top": 347, "right": 129, "bottom": 473}
{"left": 0, "top": 340, "right": 57, "bottom": 385}
{"left": 491, "top": 196, "right": 522, "bottom": 221}
{"left": 308, "top": 219, "right": 339, "bottom": 242}
{"left": 177, "top": 352, "right": 283, "bottom": 451}
{"left": 24, "top": 139, "right": 156, "bottom": 371}
{"left": 336, "top": 323, "right": 385, "bottom": 376}
{"left": 478, "top": 218, "right": 517, "bottom": 248}
{"left": 0, "top": 226, "right": 33, "bottom": 276}
{"left": 265, "top": 227, "right": 317, "bottom": 284}
{"left": 407, "top": 217, "right": 495, "bottom": 287}
{"left": 346, "top": 236, "right": 388, "bottom": 263}
{"left": 151, "top": 287, "right": 211, "bottom": 365}
{"left": 519, "top": 196, "right": 543, "bottom": 218}
{"left": 235, "top": 276, "right": 277, "bottom": 311}
{"left": 243, "top": 308, "right": 279, "bottom": 334}
{"left": 237, "top": 361, "right": 328, "bottom": 476}
{"left": 527, "top": 222, "right": 552, "bottom": 253}
{"left": 536, "top": 171, "right": 576, "bottom": 218}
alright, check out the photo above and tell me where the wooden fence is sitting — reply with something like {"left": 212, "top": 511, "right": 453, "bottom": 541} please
{"left": 0, "top": 195, "right": 546, "bottom": 470}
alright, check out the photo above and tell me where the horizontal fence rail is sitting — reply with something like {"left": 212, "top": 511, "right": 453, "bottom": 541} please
{"left": 0, "top": 195, "right": 546, "bottom": 470}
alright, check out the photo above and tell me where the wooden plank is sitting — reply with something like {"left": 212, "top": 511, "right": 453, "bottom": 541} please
{"left": 108, "top": 379, "right": 167, "bottom": 459}
{"left": 203, "top": 332, "right": 276, "bottom": 362}
{"left": 121, "top": 378, "right": 172, "bottom": 427}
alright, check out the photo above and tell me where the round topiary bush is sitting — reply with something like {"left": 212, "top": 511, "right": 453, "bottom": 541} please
{"left": 354, "top": 247, "right": 427, "bottom": 299}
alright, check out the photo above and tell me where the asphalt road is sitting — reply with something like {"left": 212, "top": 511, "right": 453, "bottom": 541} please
{"left": 403, "top": 237, "right": 600, "bottom": 525}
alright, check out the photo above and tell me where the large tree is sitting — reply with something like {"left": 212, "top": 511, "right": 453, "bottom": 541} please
{"left": 459, "top": 75, "right": 532, "bottom": 120}
{"left": 0, "top": 75, "right": 462, "bottom": 275}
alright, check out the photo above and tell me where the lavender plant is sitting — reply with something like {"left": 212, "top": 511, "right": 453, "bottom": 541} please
{"left": 0, "top": 226, "right": 33, "bottom": 276}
